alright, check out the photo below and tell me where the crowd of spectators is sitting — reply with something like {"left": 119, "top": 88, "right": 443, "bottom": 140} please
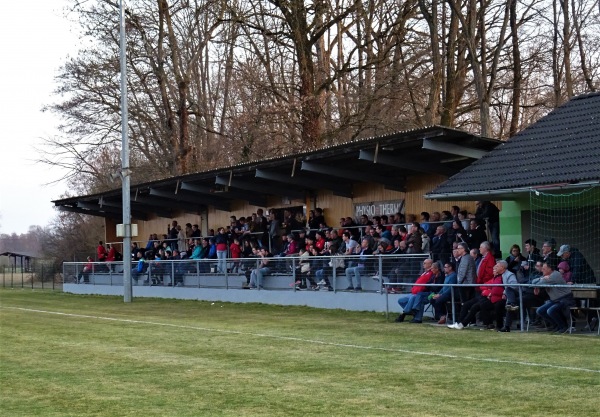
{"left": 89, "top": 201, "right": 596, "bottom": 331}
{"left": 395, "top": 236, "right": 596, "bottom": 333}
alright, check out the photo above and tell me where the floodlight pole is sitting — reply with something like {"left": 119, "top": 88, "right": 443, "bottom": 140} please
{"left": 120, "top": 0, "right": 132, "bottom": 303}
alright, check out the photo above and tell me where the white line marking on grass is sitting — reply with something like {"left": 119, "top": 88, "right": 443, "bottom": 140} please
{"left": 4, "top": 306, "right": 600, "bottom": 374}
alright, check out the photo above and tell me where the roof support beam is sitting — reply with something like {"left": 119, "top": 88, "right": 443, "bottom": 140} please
{"left": 78, "top": 202, "right": 149, "bottom": 221}
{"left": 358, "top": 150, "right": 456, "bottom": 176}
{"left": 100, "top": 198, "right": 173, "bottom": 219}
{"left": 133, "top": 196, "right": 203, "bottom": 214}
{"left": 149, "top": 188, "right": 230, "bottom": 212}
{"left": 301, "top": 161, "right": 405, "bottom": 192}
{"left": 422, "top": 138, "right": 487, "bottom": 159}
{"left": 180, "top": 181, "right": 267, "bottom": 208}
{"left": 255, "top": 169, "right": 353, "bottom": 198}
{"left": 215, "top": 175, "right": 305, "bottom": 200}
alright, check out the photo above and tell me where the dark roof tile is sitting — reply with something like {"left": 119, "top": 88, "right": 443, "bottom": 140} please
{"left": 428, "top": 92, "right": 600, "bottom": 197}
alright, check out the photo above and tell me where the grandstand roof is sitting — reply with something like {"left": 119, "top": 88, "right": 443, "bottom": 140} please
{"left": 52, "top": 125, "right": 501, "bottom": 219}
{"left": 427, "top": 92, "right": 600, "bottom": 200}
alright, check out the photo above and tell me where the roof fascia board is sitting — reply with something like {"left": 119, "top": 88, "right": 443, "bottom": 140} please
{"left": 425, "top": 181, "right": 600, "bottom": 201}
{"left": 422, "top": 138, "right": 488, "bottom": 159}
{"left": 58, "top": 205, "right": 123, "bottom": 220}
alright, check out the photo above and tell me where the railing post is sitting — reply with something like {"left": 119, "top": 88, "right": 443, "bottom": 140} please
{"left": 518, "top": 286, "right": 525, "bottom": 332}
{"left": 450, "top": 286, "right": 456, "bottom": 325}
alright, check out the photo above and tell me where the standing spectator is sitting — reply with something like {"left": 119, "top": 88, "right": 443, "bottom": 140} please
{"left": 230, "top": 237, "right": 242, "bottom": 273}
{"left": 167, "top": 220, "right": 179, "bottom": 250}
{"left": 476, "top": 241, "right": 495, "bottom": 293}
{"left": 191, "top": 224, "right": 201, "bottom": 238}
{"left": 472, "top": 201, "right": 500, "bottom": 253}
{"left": 177, "top": 225, "right": 187, "bottom": 252}
{"left": 466, "top": 219, "right": 487, "bottom": 250}
{"left": 97, "top": 241, "right": 107, "bottom": 262}
{"left": 214, "top": 227, "right": 228, "bottom": 273}
{"left": 523, "top": 239, "right": 541, "bottom": 279}
{"left": 456, "top": 242, "right": 476, "bottom": 303}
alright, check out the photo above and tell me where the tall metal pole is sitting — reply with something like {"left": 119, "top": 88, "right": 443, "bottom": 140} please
{"left": 120, "top": 0, "right": 132, "bottom": 302}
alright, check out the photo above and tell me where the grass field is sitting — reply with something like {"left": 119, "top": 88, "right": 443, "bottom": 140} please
{"left": 1, "top": 289, "right": 598, "bottom": 417}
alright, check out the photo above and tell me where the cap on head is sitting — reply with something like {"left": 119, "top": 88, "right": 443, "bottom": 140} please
{"left": 557, "top": 244, "right": 571, "bottom": 256}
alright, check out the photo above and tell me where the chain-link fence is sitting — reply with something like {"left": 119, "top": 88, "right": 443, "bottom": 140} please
{"left": 0, "top": 263, "right": 62, "bottom": 290}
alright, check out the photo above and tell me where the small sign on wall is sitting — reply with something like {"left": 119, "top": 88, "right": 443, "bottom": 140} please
{"left": 354, "top": 200, "right": 405, "bottom": 219}
{"left": 116, "top": 224, "right": 138, "bottom": 237}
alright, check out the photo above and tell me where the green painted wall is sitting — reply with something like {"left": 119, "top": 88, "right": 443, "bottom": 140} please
{"left": 499, "top": 200, "right": 525, "bottom": 255}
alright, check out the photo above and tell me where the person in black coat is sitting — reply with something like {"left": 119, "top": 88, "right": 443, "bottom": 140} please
{"left": 431, "top": 225, "right": 451, "bottom": 264}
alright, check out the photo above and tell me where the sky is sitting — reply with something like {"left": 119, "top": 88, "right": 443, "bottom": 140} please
{"left": 0, "top": 1, "right": 81, "bottom": 235}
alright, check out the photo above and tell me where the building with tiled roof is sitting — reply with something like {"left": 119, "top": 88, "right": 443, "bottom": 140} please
{"left": 426, "top": 92, "right": 600, "bottom": 282}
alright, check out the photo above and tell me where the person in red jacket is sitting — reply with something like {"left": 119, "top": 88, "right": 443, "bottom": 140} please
{"left": 395, "top": 259, "right": 435, "bottom": 323}
{"left": 448, "top": 270, "right": 504, "bottom": 330}
{"left": 476, "top": 241, "right": 495, "bottom": 292}
{"left": 97, "top": 241, "right": 107, "bottom": 262}
{"left": 229, "top": 238, "right": 242, "bottom": 273}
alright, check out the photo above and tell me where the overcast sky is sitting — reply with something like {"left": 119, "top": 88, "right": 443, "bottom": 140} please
{"left": 0, "top": 1, "right": 81, "bottom": 235}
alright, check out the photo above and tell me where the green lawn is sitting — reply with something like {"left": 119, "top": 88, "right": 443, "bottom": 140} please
{"left": 1, "top": 289, "right": 598, "bottom": 416}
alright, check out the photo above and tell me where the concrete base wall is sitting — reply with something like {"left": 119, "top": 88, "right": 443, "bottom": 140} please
{"left": 63, "top": 284, "right": 405, "bottom": 314}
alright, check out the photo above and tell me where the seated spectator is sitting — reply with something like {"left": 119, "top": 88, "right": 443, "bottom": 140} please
{"left": 557, "top": 244, "right": 596, "bottom": 284}
{"left": 131, "top": 251, "right": 149, "bottom": 285}
{"left": 78, "top": 256, "right": 94, "bottom": 283}
{"left": 506, "top": 244, "right": 525, "bottom": 280}
{"left": 344, "top": 238, "right": 373, "bottom": 291}
{"left": 532, "top": 261, "right": 575, "bottom": 333}
{"left": 494, "top": 260, "right": 518, "bottom": 332}
{"left": 249, "top": 248, "right": 273, "bottom": 289}
{"left": 557, "top": 261, "right": 572, "bottom": 283}
{"left": 448, "top": 267, "right": 504, "bottom": 331}
{"left": 541, "top": 240, "right": 560, "bottom": 268}
{"left": 395, "top": 259, "right": 436, "bottom": 323}
{"left": 295, "top": 248, "right": 318, "bottom": 290}
{"left": 429, "top": 262, "right": 457, "bottom": 324}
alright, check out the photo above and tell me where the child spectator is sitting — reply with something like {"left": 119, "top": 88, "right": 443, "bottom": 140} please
{"left": 230, "top": 238, "right": 242, "bottom": 273}
{"left": 558, "top": 261, "right": 572, "bottom": 283}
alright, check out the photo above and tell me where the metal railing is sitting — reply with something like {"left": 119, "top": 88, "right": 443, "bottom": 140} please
{"left": 62, "top": 253, "right": 429, "bottom": 291}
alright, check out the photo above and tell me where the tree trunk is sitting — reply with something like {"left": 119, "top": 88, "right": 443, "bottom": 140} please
{"left": 509, "top": 0, "right": 521, "bottom": 137}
